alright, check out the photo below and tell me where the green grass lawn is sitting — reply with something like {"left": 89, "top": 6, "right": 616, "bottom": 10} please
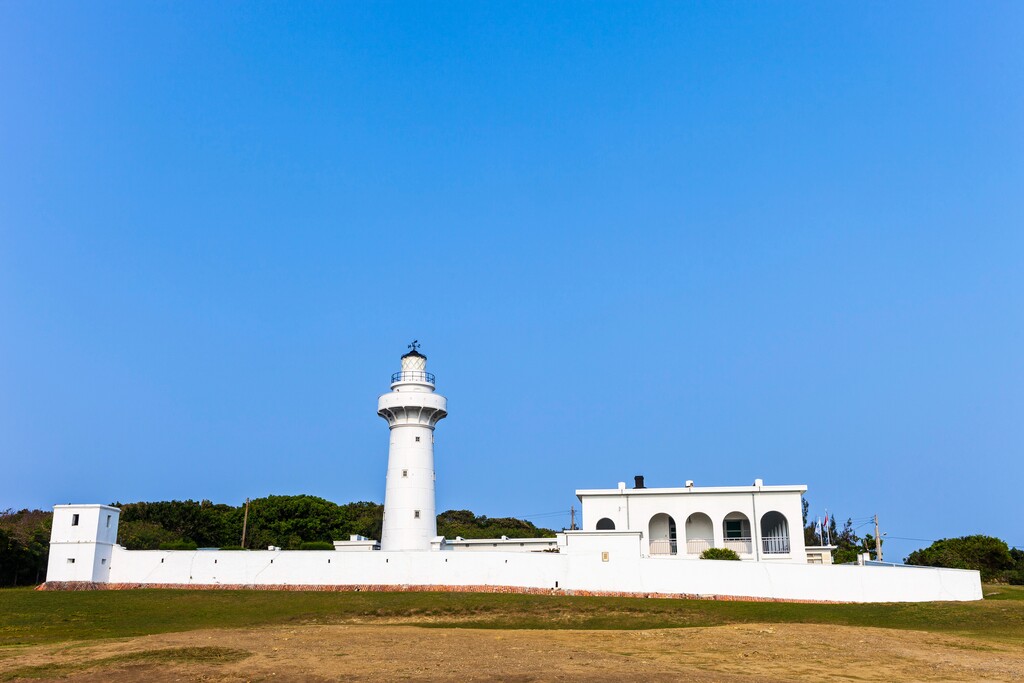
{"left": 1, "top": 585, "right": 1022, "bottom": 647}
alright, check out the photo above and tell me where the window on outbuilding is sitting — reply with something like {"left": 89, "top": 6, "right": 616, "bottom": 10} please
{"left": 725, "top": 519, "right": 744, "bottom": 538}
{"left": 414, "top": 510, "right": 420, "bottom": 519}
{"left": 71, "top": 514, "right": 79, "bottom": 526}
{"left": 596, "top": 518, "right": 616, "bottom": 530}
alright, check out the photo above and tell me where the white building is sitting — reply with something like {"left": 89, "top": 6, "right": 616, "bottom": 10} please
{"left": 579, "top": 477, "right": 805, "bottom": 563}
{"left": 44, "top": 346, "right": 982, "bottom": 603}
{"left": 46, "top": 504, "right": 120, "bottom": 583}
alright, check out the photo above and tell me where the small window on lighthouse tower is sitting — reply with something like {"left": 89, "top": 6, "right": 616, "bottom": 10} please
{"left": 415, "top": 436, "right": 421, "bottom": 442}
{"left": 414, "top": 510, "right": 421, "bottom": 519}
{"left": 402, "top": 469, "right": 408, "bottom": 478}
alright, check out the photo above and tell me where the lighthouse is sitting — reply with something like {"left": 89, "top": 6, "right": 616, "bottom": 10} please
{"left": 377, "top": 342, "right": 448, "bottom": 551}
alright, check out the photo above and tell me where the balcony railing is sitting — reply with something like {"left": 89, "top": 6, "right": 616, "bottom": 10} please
{"left": 653, "top": 536, "right": 791, "bottom": 557}
{"left": 686, "top": 538, "right": 712, "bottom": 555}
{"left": 723, "top": 537, "right": 752, "bottom": 555}
{"left": 762, "top": 535, "right": 791, "bottom": 554}
{"left": 649, "top": 539, "right": 677, "bottom": 556}
{"left": 391, "top": 371, "right": 435, "bottom": 384}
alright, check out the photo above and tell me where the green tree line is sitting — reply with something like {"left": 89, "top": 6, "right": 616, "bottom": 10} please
{"left": 905, "top": 536, "right": 1024, "bottom": 583}
{"left": 801, "top": 498, "right": 1024, "bottom": 582}
{"left": 0, "top": 509, "right": 51, "bottom": 586}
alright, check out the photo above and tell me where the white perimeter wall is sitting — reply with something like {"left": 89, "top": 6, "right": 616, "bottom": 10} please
{"left": 93, "top": 532, "right": 982, "bottom": 603}
{"left": 107, "top": 546, "right": 563, "bottom": 589}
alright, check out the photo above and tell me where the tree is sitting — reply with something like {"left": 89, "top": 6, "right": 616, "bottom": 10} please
{"left": 240, "top": 495, "right": 350, "bottom": 549}
{"left": 436, "top": 510, "right": 556, "bottom": 539}
{"left": 801, "top": 500, "right": 864, "bottom": 564}
{"left": 114, "top": 499, "right": 235, "bottom": 548}
{"left": 1008, "top": 548, "right": 1024, "bottom": 585}
{"left": 861, "top": 533, "right": 884, "bottom": 561}
{"left": 905, "top": 535, "right": 1014, "bottom": 581}
{"left": 116, "top": 520, "right": 180, "bottom": 550}
{"left": 338, "top": 501, "right": 384, "bottom": 541}
{"left": 0, "top": 509, "right": 52, "bottom": 586}
{"left": 802, "top": 498, "right": 817, "bottom": 545}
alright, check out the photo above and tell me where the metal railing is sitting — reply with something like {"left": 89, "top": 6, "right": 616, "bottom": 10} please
{"left": 686, "top": 538, "right": 713, "bottom": 555}
{"left": 652, "top": 536, "right": 791, "bottom": 557}
{"left": 762, "top": 535, "right": 791, "bottom": 554}
{"left": 649, "top": 539, "right": 678, "bottom": 556}
{"left": 391, "top": 371, "right": 435, "bottom": 384}
{"left": 723, "top": 537, "right": 752, "bottom": 555}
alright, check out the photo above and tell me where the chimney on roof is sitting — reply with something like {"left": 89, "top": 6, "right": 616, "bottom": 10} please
{"left": 634, "top": 475, "right": 645, "bottom": 489}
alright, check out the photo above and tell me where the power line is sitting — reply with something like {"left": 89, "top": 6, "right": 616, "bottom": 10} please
{"left": 510, "top": 510, "right": 568, "bottom": 519}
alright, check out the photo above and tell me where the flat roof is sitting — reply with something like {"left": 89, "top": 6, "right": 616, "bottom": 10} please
{"left": 575, "top": 484, "right": 807, "bottom": 499}
{"left": 53, "top": 504, "right": 121, "bottom": 510}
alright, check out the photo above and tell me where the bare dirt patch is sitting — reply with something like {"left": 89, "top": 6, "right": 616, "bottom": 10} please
{"left": 2, "top": 622, "right": 1023, "bottom": 682}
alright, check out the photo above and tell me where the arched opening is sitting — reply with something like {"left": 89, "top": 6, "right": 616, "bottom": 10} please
{"left": 684, "top": 512, "right": 714, "bottom": 555}
{"left": 760, "top": 511, "right": 790, "bottom": 554}
{"left": 648, "top": 513, "right": 677, "bottom": 555}
{"left": 596, "top": 517, "right": 615, "bottom": 531}
{"left": 722, "top": 512, "right": 752, "bottom": 555}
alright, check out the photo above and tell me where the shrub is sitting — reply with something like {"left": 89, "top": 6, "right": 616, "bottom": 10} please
{"left": 298, "top": 541, "right": 335, "bottom": 550}
{"left": 700, "top": 547, "right": 740, "bottom": 561}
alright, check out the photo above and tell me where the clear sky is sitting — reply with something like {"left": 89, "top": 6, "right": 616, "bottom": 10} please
{"left": 2, "top": 3, "right": 1021, "bottom": 560}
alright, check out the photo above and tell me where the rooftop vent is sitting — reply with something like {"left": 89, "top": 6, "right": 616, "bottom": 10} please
{"left": 634, "top": 475, "right": 645, "bottom": 489}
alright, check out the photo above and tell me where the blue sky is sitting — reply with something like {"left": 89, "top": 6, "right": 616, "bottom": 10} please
{"left": 2, "top": 3, "right": 1021, "bottom": 560}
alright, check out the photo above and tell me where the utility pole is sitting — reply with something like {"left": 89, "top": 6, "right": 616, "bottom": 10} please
{"left": 241, "top": 498, "right": 250, "bottom": 548}
{"left": 570, "top": 506, "right": 577, "bottom": 531}
{"left": 874, "top": 514, "right": 883, "bottom": 562}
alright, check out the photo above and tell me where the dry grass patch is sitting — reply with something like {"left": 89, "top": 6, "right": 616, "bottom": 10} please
{"left": 1, "top": 646, "right": 249, "bottom": 681}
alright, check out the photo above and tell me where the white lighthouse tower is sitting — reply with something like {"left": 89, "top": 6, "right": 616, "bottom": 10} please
{"left": 377, "top": 342, "right": 448, "bottom": 551}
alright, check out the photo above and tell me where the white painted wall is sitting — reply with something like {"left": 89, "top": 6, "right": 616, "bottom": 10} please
{"left": 107, "top": 546, "right": 565, "bottom": 590}
{"left": 90, "top": 533, "right": 980, "bottom": 602}
{"left": 444, "top": 537, "right": 559, "bottom": 552}
{"left": 560, "top": 531, "right": 981, "bottom": 602}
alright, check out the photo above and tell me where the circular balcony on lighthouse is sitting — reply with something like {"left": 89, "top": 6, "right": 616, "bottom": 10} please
{"left": 391, "top": 370, "right": 435, "bottom": 388}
